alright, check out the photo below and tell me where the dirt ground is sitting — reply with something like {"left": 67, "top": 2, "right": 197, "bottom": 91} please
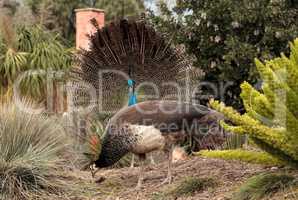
{"left": 64, "top": 156, "right": 297, "bottom": 200}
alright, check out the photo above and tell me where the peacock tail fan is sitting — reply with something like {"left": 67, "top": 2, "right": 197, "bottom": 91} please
{"left": 71, "top": 18, "right": 202, "bottom": 115}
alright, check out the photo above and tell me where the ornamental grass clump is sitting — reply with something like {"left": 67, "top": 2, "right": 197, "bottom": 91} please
{"left": 0, "top": 102, "right": 68, "bottom": 200}
{"left": 169, "top": 177, "right": 216, "bottom": 198}
{"left": 232, "top": 173, "right": 296, "bottom": 200}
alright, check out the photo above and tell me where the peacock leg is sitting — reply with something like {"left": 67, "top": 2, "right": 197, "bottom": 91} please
{"left": 161, "top": 145, "right": 174, "bottom": 185}
{"left": 90, "top": 165, "right": 99, "bottom": 178}
{"left": 136, "top": 154, "right": 146, "bottom": 190}
{"left": 130, "top": 154, "right": 135, "bottom": 168}
{"left": 150, "top": 153, "right": 156, "bottom": 165}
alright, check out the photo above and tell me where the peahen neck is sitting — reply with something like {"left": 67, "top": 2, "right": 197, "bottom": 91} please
{"left": 95, "top": 128, "right": 132, "bottom": 168}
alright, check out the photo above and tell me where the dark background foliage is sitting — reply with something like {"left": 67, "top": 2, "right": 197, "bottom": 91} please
{"left": 149, "top": 0, "right": 298, "bottom": 112}
{"left": 25, "top": 0, "right": 145, "bottom": 42}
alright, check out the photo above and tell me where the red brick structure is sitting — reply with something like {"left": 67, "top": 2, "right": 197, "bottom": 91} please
{"left": 75, "top": 8, "right": 105, "bottom": 50}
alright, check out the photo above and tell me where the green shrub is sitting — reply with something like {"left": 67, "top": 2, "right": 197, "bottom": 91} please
{"left": 232, "top": 173, "right": 296, "bottom": 200}
{"left": 0, "top": 102, "right": 68, "bottom": 199}
{"left": 197, "top": 149, "right": 285, "bottom": 166}
{"left": 149, "top": 0, "right": 298, "bottom": 111}
{"left": 211, "top": 39, "right": 298, "bottom": 167}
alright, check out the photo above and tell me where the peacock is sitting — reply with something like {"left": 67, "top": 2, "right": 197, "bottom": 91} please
{"left": 71, "top": 18, "right": 219, "bottom": 189}
{"left": 89, "top": 100, "right": 221, "bottom": 189}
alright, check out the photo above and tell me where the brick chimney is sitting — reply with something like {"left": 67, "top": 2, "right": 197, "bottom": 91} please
{"left": 75, "top": 8, "right": 105, "bottom": 50}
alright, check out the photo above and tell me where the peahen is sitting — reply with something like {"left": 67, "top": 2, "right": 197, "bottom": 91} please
{"left": 89, "top": 100, "right": 221, "bottom": 189}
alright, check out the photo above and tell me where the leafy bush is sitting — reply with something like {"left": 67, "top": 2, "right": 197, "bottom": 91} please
{"left": 149, "top": 0, "right": 298, "bottom": 111}
{"left": 232, "top": 173, "right": 296, "bottom": 200}
{"left": 210, "top": 39, "right": 298, "bottom": 166}
{"left": 0, "top": 102, "right": 68, "bottom": 199}
{"left": 25, "top": 0, "right": 145, "bottom": 40}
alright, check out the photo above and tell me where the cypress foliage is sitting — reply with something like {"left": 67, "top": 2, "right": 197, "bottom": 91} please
{"left": 210, "top": 39, "right": 298, "bottom": 166}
